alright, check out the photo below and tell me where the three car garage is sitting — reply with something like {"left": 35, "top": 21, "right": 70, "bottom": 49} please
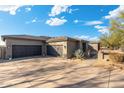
{"left": 1, "top": 35, "right": 88, "bottom": 59}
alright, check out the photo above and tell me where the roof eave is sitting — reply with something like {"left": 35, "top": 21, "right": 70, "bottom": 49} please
{"left": 1, "top": 36, "right": 46, "bottom": 41}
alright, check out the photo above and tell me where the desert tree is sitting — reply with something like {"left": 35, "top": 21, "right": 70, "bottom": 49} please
{"left": 100, "top": 12, "right": 124, "bottom": 49}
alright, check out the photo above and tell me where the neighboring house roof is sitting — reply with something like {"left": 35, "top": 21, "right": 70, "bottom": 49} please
{"left": 1, "top": 35, "right": 50, "bottom": 41}
{"left": 47, "top": 36, "right": 88, "bottom": 42}
{"left": 39, "top": 36, "right": 52, "bottom": 40}
{"left": 89, "top": 41, "right": 100, "bottom": 44}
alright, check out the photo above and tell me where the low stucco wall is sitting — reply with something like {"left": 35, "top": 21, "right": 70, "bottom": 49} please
{"left": 98, "top": 50, "right": 124, "bottom": 63}
{"left": 5, "top": 38, "right": 46, "bottom": 59}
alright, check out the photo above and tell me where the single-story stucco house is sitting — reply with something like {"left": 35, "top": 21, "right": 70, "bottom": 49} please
{"left": 1, "top": 35, "right": 89, "bottom": 59}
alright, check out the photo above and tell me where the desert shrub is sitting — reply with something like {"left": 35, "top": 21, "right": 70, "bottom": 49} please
{"left": 109, "top": 52, "right": 124, "bottom": 63}
{"left": 74, "top": 49, "right": 85, "bottom": 59}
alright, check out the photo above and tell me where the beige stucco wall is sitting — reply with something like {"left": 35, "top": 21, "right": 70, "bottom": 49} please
{"left": 67, "top": 41, "right": 89, "bottom": 58}
{"left": 98, "top": 50, "right": 109, "bottom": 62}
{"left": 67, "top": 41, "right": 79, "bottom": 58}
{"left": 48, "top": 41, "right": 88, "bottom": 58}
{"left": 47, "top": 41, "right": 67, "bottom": 58}
{"left": 5, "top": 38, "right": 46, "bottom": 59}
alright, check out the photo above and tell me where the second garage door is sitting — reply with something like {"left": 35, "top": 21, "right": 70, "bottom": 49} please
{"left": 12, "top": 45, "right": 42, "bottom": 58}
{"left": 47, "top": 45, "right": 63, "bottom": 56}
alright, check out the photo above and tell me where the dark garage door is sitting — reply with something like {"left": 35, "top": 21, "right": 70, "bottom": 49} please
{"left": 12, "top": 45, "right": 42, "bottom": 58}
{"left": 47, "top": 45, "right": 63, "bottom": 56}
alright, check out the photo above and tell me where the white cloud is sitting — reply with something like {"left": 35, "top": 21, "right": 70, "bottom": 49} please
{"left": 46, "top": 17, "right": 67, "bottom": 26}
{"left": 25, "top": 17, "right": 38, "bottom": 24}
{"left": 32, "top": 19, "right": 36, "bottom": 23}
{"left": 75, "top": 35, "right": 99, "bottom": 41}
{"left": 0, "top": 5, "right": 22, "bottom": 15}
{"left": 84, "top": 20, "right": 103, "bottom": 26}
{"left": 68, "top": 9, "right": 79, "bottom": 14}
{"left": 49, "top": 5, "right": 71, "bottom": 17}
{"left": 89, "top": 37, "right": 99, "bottom": 41}
{"left": 73, "top": 20, "right": 79, "bottom": 23}
{"left": 25, "top": 7, "right": 31, "bottom": 12}
{"left": 104, "top": 5, "right": 124, "bottom": 19}
{"left": 77, "top": 35, "right": 90, "bottom": 40}
{"left": 73, "top": 20, "right": 85, "bottom": 24}
{"left": 94, "top": 25, "right": 108, "bottom": 34}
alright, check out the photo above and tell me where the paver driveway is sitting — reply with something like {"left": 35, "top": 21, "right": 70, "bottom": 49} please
{"left": 0, "top": 57, "right": 124, "bottom": 88}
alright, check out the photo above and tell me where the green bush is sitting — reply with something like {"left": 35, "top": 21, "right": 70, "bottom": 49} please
{"left": 74, "top": 49, "right": 85, "bottom": 59}
{"left": 109, "top": 52, "right": 124, "bottom": 63}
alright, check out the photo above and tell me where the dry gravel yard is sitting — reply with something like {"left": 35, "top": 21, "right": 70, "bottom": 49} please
{"left": 0, "top": 57, "right": 124, "bottom": 88}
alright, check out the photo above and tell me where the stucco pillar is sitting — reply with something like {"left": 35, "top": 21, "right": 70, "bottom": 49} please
{"left": 98, "top": 50, "right": 103, "bottom": 62}
{"left": 63, "top": 42, "right": 68, "bottom": 58}
{"left": 6, "top": 45, "right": 12, "bottom": 59}
{"left": 42, "top": 42, "right": 47, "bottom": 56}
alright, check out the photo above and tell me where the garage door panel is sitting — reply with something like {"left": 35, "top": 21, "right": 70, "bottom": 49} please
{"left": 12, "top": 45, "right": 42, "bottom": 58}
{"left": 47, "top": 45, "right": 63, "bottom": 56}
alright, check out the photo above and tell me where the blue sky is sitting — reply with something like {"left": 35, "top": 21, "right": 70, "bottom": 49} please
{"left": 0, "top": 5, "right": 120, "bottom": 41}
